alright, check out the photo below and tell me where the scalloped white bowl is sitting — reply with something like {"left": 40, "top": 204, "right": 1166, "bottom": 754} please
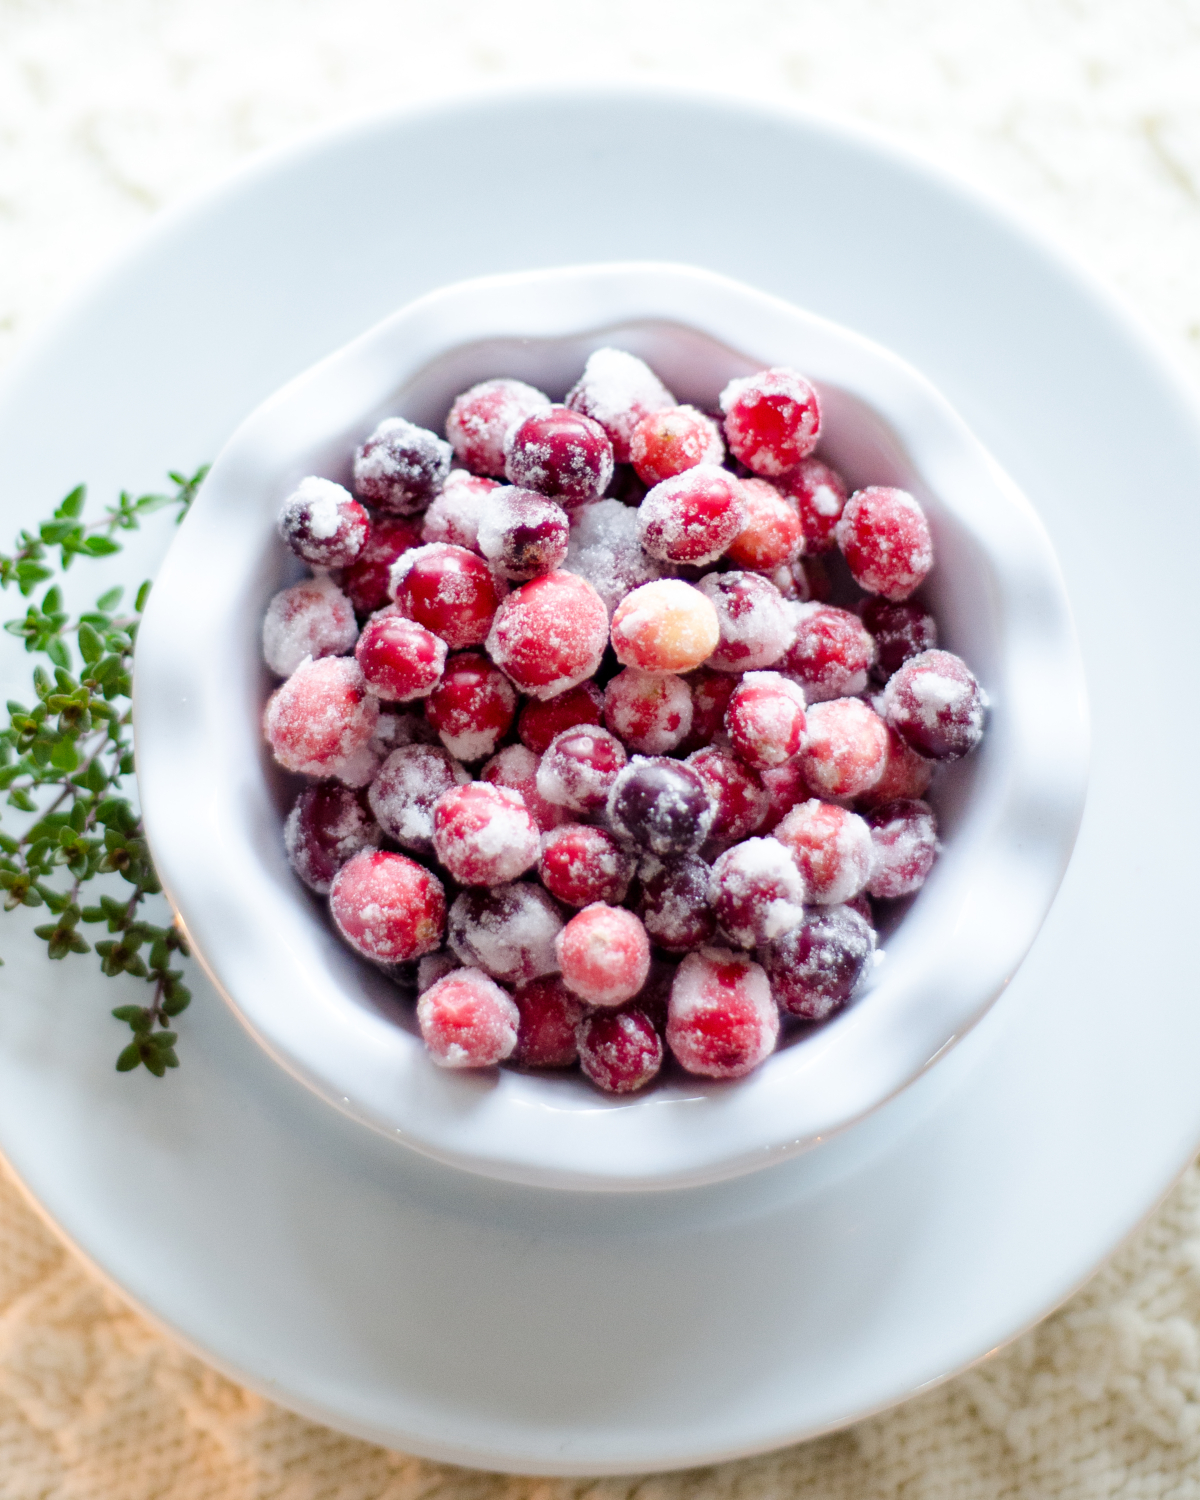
{"left": 134, "top": 262, "right": 1088, "bottom": 1191}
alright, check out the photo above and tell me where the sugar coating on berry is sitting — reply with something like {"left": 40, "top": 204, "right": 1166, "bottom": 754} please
{"left": 860, "top": 597, "right": 938, "bottom": 682}
{"left": 422, "top": 471, "right": 499, "bottom": 551}
{"left": 329, "top": 849, "right": 445, "bottom": 965}
{"left": 284, "top": 784, "right": 382, "bottom": 894}
{"left": 538, "top": 823, "right": 636, "bottom": 908}
{"left": 680, "top": 668, "right": 737, "bottom": 754}
{"left": 262, "top": 575, "right": 358, "bottom": 678}
{"left": 486, "top": 571, "right": 609, "bottom": 700}
{"left": 799, "top": 698, "right": 889, "bottom": 798}
{"left": 697, "top": 570, "right": 793, "bottom": 673}
{"left": 758, "top": 761, "right": 813, "bottom": 835}
{"left": 390, "top": 543, "right": 505, "bottom": 650}
{"left": 480, "top": 743, "right": 565, "bottom": 833}
{"left": 725, "top": 672, "right": 808, "bottom": 770}
{"left": 685, "top": 745, "right": 769, "bottom": 844}
{"left": 629, "top": 405, "right": 724, "bottom": 485}
{"left": 512, "top": 976, "right": 585, "bottom": 1068}
{"left": 577, "top": 1008, "right": 663, "bottom": 1093}
{"left": 774, "top": 798, "right": 874, "bottom": 905}
{"left": 709, "top": 838, "right": 806, "bottom": 948}
{"left": 667, "top": 948, "right": 780, "bottom": 1079}
{"left": 565, "top": 347, "right": 675, "bottom": 463}
{"left": 725, "top": 477, "right": 804, "bottom": 571}
{"left": 447, "top": 883, "right": 564, "bottom": 985}
{"left": 476, "top": 487, "right": 570, "bottom": 580}
{"left": 432, "top": 781, "right": 540, "bottom": 886}
{"left": 446, "top": 378, "right": 551, "bottom": 477}
{"left": 278, "top": 477, "right": 369, "bottom": 568}
{"left": 880, "top": 649, "right": 985, "bottom": 761}
{"left": 417, "top": 969, "right": 519, "bottom": 1069}
{"left": 609, "top": 579, "right": 719, "bottom": 675}
{"left": 518, "top": 680, "right": 604, "bottom": 755}
{"left": 338, "top": 515, "right": 424, "bottom": 616}
{"left": 562, "top": 499, "right": 664, "bottom": 618}
{"left": 354, "top": 416, "right": 452, "bottom": 515}
{"left": 367, "top": 743, "right": 468, "bottom": 853}
{"left": 536, "top": 726, "right": 628, "bottom": 812}
{"left": 556, "top": 903, "right": 651, "bottom": 1007}
{"left": 424, "top": 651, "right": 516, "bottom": 762}
{"left": 607, "top": 757, "right": 715, "bottom": 857}
{"left": 636, "top": 855, "right": 718, "bottom": 953}
{"left": 867, "top": 799, "right": 940, "bottom": 900}
{"left": 761, "top": 905, "right": 875, "bottom": 1021}
{"left": 856, "top": 725, "right": 934, "bottom": 809}
{"left": 720, "top": 368, "right": 821, "bottom": 476}
{"left": 504, "top": 406, "right": 614, "bottom": 506}
{"left": 638, "top": 465, "right": 748, "bottom": 565}
{"left": 264, "top": 655, "right": 379, "bottom": 776}
{"left": 780, "top": 457, "right": 848, "bottom": 553}
{"left": 604, "top": 667, "right": 693, "bottom": 755}
{"left": 355, "top": 611, "right": 446, "bottom": 702}
{"left": 783, "top": 602, "right": 876, "bottom": 703}
{"left": 835, "top": 486, "right": 933, "bottom": 601}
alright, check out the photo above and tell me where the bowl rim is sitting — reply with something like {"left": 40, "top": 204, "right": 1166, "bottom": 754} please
{"left": 134, "top": 260, "right": 1090, "bottom": 1191}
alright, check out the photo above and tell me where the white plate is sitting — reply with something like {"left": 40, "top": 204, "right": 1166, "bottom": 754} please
{"left": 0, "top": 87, "right": 1197, "bottom": 1476}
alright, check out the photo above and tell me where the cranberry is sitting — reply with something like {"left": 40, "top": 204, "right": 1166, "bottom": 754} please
{"left": 505, "top": 406, "right": 614, "bottom": 506}
{"left": 518, "top": 680, "right": 604, "bottom": 755}
{"left": 666, "top": 948, "right": 780, "bottom": 1079}
{"left": 604, "top": 667, "right": 693, "bottom": 755}
{"left": 278, "top": 477, "right": 369, "bottom": 568}
{"left": 563, "top": 499, "right": 663, "bottom": 618}
{"left": 538, "top": 824, "right": 636, "bottom": 908}
{"left": 610, "top": 579, "right": 720, "bottom": 674}
{"left": 758, "top": 760, "right": 812, "bottom": 833}
{"left": 636, "top": 855, "right": 718, "bottom": 953}
{"left": 264, "top": 656, "right": 379, "bottom": 777}
{"left": 329, "top": 849, "right": 445, "bottom": 965}
{"left": 421, "top": 470, "right": 499, "bottom": 552}
{"left": 866, "top": 799, "right": 940, "bottom": 900}
{"left": 432, "top": 782, "right": 541, "bottom": 886}
{"left": 725, "top": 478, "right": 804, "bottom": 572}
{"left": 774, "top": 799, "right": 874, "bottom": 905}
{"left": 708, "top": 838, "right": 806, "bottom": 949}
{"left": 367, "top": 743, "right": 468, "bottom": 853}
{"left": 760, "top": 905, "right": 875, "bottom": 1021}
{"left": 536, "top": 726, "right": 628, "bottom": 813}
{"left": 417, "top": 969, "right": 520, "bottom": 1069}
{"left": 338, "top": 515, "right": 424, "bottom": 616}
{"left": 390, "top": 543, "right": 504, "bottom": 650}
{"left": 637, "top": 465, "right": 748, "bottom": 565}
{"left": 629, "top": 405, "right": 724, "bottom": 485}
{"left": 783, "top": 603, "right": 876, "bottom": 703}
{"left": 607, "top": 757, "right": 715, "bottom": 857}
{"left": 836, "top": 487, "right": 933, "bottom": 601}
{"left": 697, "top": 570, "right": 793, "bottom": 673}
{"left": 283, "top": 784, "right": 382, "bottom": 894}
{"left": 556, "top": 903, "right": 651, "bottom": 1007}
{"left": 446, "top": 377, "right": 551, "bottom": 477}
{"left": 262, "top": 575, "right": 358, "bottom": 678}
{"left": 512, "top": 976, "right": 585, "bottom": 1068}
{"left": 447, "top": 883, "right": 564, "bottom": 985}
{"left": 855, "top": 725, "right": 934, "bottom": 809}
{"left": 880, "top": 649, "right": 985, "bottom": 761}
{"left": 685, "top": 745, "right": 769, "bottom": 844}
{"left": 577, "top": 1007, "right": 663, "bottom": 1093}
{"left": 476, "top": 487, "right": 570, "bottom": 580}
{"left": 779, "top": 457, "right": 848, "bottom": 553}
{"left": 859, "top": 597, "right": 938, "bottom": 682}
{"left": 354, "top": 611, "right": 446, "bottom": 701}
{"left": 724, "top": 672, "right": 808, "bottom": 770}
{"left": 417, "top": 949, "right": 461, "bottom": 994}
{"left": 565, "top": 347, "right": 675, "bottom": 463}
{"left": 679, "top": 668, "right": 737, "bottom": 755}
{"left": 424, "top": 651, "right": 517, "bottom": 762}
{"left": 486, "top": 571, "right": 609, "bottom": 700}
{"left": 720, "top": 368, "right": 821, "bottom": 476}
{"left": 354, "top": 416, "right": 452, "bottom": 515}
{"left": 480, "top": 743, "right": 565, "bottom": 833}
{"left": 799, "top": 698, "right": 889, "bottom": 798}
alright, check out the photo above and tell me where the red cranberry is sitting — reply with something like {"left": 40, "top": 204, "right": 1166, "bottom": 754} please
{"left": 685, "top": 745, "right": 769, "bottom": 844}
{"left": 855, "top": 725, "right": 934, "bottom": 809}
{"left": 512, "top": 976, "right": 585, "bottom": 1068}
{"left": 390, "top": 543, "right": 504, "bottom": 650}
{"left": 836, "top": 486, "right": 933, "bottom": 601}
{"left": 783, "top": 603, "right": 876, "bottom": 703}
{"left": 556, "top": 903, "right": 651, "bottom": 1007}
{"left": 536, "top": 726, "right": 627, "bottom": 813}
{"left": 758, "top": 760, "right": 812, "bottom": 833}
{"left": 604, "top": 667, "right": 693, "bottom": 755}
{"left": 799, "top": 698, "right": 889, "bottom": 799}
{"left": 725, "top": 478, "right": 804, "bottom": 571}
{"left": 629, "top": 405, "right": 724, "bottom": 485}
{"left": 278, "top": 477, "right": 368, "bottom": 568}
{"left": 486, "top": 571, "right": 608, "bottom": 700}
{"left": 518, "top": 680, "right": 604, "bottom": 755}
{"left": 338, "top": 515, "right": 424, "bottom": 616}
{"left": 422, "top": 470, "right": 499, "bottom": 551}
{"left": 866, "top": 798, "right": 940, "bottom": 900}
{"left": 480, "top": 743, "right": 565, "bottom": 833}
{"left": 367, "top": 743, "right": 468, "bottom": 853}
{"left": 697, "top": 570, "right": 793, "bottom": 673}
{"left": 504, "top": 406, "right": 614, "bottom": 506}
{"left": 565, "top": 347, "right": 675, "bottom": 464}
{"left": 432, "top": 782, "right": 541, "bottom": 886}
{"left": 577, "top": 1007, "right": 663, "bottom": 1093}
{"left": 636, "top": 855, "right": 718, "bottom": 953}
{"left": 709, "top": 838, "right": 806, "bottom": 948}
{"left": 353, "top": 417, "right": 452, "bottom": 515}
{"left": 424, "top": 651, "right": 517, "bottom": 762}
{"left": 637, "top": 465, "right": 748, "bottom": 565}
{"left": 417, "top": 969, "right": 519, "bottom": 1068}
{"left": 447, "top": 883, "right": 564, "bottom": 985}
{"left": 283, "top": 784, "right": 382, "bottom": 894}
{"left": 262, "top": 576, "right": 358, "bottom": 678}
{"left": 607, "top": 758, "right": 715, "bottom": 857}
{"left": 761, "top": 905, "right": 875, "bottom": 1021}
{"left": 610, "top": 579, "right": 720, "bottom": 674}
{"left": 859, "top": 597, "right": 938, "bottom": 682}
{"left": 724, "top": 672, "right": 808, "bottom": 770}
{"left": 355, "top": 611, "right": 446, "bottom": 702}
{"left": 446, "top": 378, "right": 550, "bottom": 477}
{"left": 774, "top": 799, "right": 874, "bottom": 905}
{"left": 476, "top": 487, "right": 570, "bottom": 580}
{"left": 679, "top": 668, "right": 737, "bottom": 754}
{"left": 538, "top": 824, "right": 636, "bottom": 908}
{"left": 666, "top": 949, "right": 780, "bottom": 1079}
{"left": 779, "top": 457, "right": 848, "bottom": 553}
{"left": 720, "top": 368, "right": 821, "bottom": 476}
{"left": 880, "top": 649, "right": 985, "bottom": 761}
{"left": 264, "top": 656, "right": 379, "bottom": 777}
{"left": 329, "top": 849, "right": 445, "bottom": 965}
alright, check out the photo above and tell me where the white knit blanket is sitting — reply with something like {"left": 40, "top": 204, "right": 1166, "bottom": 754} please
{"left": 2, "top": 2, "right": 1199, "bottom": 1494}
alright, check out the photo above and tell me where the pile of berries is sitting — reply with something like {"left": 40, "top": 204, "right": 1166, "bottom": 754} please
{"left": 263, "top": 350, "right": 985, "bottom": 1094}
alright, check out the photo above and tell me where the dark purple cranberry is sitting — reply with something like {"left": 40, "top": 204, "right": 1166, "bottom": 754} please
{"left": 278, "top": 478, "right": 369, "bottom": 568}
{"left": 353, "top": 417, "right": 452, "bottom": 515}
{"left": 476, "top": 486, "right": 570, "bottom": 580}
{"left": 607, "top": 758, "right": 714, "bottom": 857}
{"left": 635, "top": 855, "right": 717, "bottom": 953}
{"left": 504, "top": 406, "right": 614, "bottom": 507}
{"left": 859, "top": 597, "right": 939, "bottom": 682}
{"left": 760, "top": 905, "right": 876, "bottom": 1022}
{"left": 577, "top": 1007, "right": 663, "bottom": 1093}
{"left": 283, "top": 784, "right": 382, "bottom": 895}
{"left": 880, "top": 649, "right": 985, "bottom": 761}
{"left": 866, "top": 799, "right": 939, "bottom": 900}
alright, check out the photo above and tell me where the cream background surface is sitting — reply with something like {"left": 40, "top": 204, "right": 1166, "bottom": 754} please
{"left": 2, "top": 1, "right": 1200, "bottom": 1495}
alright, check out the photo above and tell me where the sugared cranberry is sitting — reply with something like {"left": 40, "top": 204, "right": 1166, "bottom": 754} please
{"left": 679, "top": 668, "right": 737, "bottom": 754}
{"left": 424, "top": 651, "right": 517, "bottom": 762}
{"left": 355, "top": 611, "right": 446, "bottom": 701}
{"left": 783, "top": 603, "right": 876, "bottom": 703}
{"left": 556, "top": 903, "right": 651, "bottom": 1007}
{"left": 724, "top": 672, "right": 808, "bottom": 770}
{"left": 563, "top": 499, "right": 662, "bottom": 618}
{"left": 447, "top": 883, "right": 564, "bottom": 985}
{"left": 354, "top": 416, "right": 452, "bottom": 514}
{"left": 855, "top": 724, "right": 934, "bottom": 809}
{"left": 504, "top": 406, "right": 614, "bottom": 506}
{"left": 417, "top": 969, "right": 519, "bottom": 1069}
{"left": 636, "top": 855, "right": 718, "bottom": 952}
{"left": 638, "top": 465, "right": 748, "bottom": 565}
{"left": 629, "top": 405, "right": 724, "bottom": 485}
{"left": 417, "top": 949, "right": 461, "bottom": 994}
{"left": 421, "top": 470, "right": 499, "bottom": 552}
{"left": 859, "top": 597, "right": 938, "bottom": 682}
{"left": 697, "top": 570, "right": 793, "bottom": 673}
{"left": 720, "top": 368, "right": 821, "bottom": 476}
{"left": 779, "top": 457, "right": 848, "bottom": 553}
{"left": 758, "top": 760, "right": 812, "bottom": 833}
{"left": 799, "top": 698, "right": 889, "bottom": 799}
{"left": 538, "top": 824, "right": 636, "bottom": 908}
{"left": 708, "top": 838, "right": 805, "bottom": 949}
{"left": 338, "top": 515, "right": 423, "bottom": 616}
{"left": 446, "top": 378, "right": 551, "bottom": 477}
{"left": 880, "top": 649, "right": 985, "bottom": 761}
{"left": 866, "top": 798, "right": 940, "bottom": 900}
{"left": 577, "top": 1007, "right": 663, "bottom": 1093}
{"left": 390, "top": 543, "right": 504, "bottom": 650}
{"left": 725, "top": 478, "right": 804, "bottom": 572}
{"left": 607, "top": 757, "right": 715, "bottom": 857}
{"left": 264, "top": 656, "right": 379, "bottom": 776}
{"left": 486, "top": 571, "right": 609, "bottom": 700}
{"left": 512, "top": 976, "right": 585, "bottom": 1068}
{"left": 329, "top": 849, "right": 445, "bottom": 965}
{"left": 536, "top": 726, "right": 628, "bottom": 813}
{"left": 367, "top": 743, "right": 468, "bottom": 853}
{"left": 262, "top": 575, "right": 358, "bottom": 678}
{"left": 761, "top": 905, "right": 875, "bottom": 1021}
{"left": 774, "top": 799, "right": 873, "bottom": 905}
{"left": 836, "top": 487, "right": 933, "bottom": 601}
{"left": 476, "top": 487, "right": 570, "bottom": 580}
{"left": 278, "top": 477, "right": 368, "bottom": 568}
{"left": 604, "top": 668, "right": 693, "bottom": 755}
{"left": 480, "top": 743, "right": 565, "bottom": 832}
{"left": 610, "top": 579, "right": 720, "bottom": 674}
{"left": 432, "top": 782, "right": 540, "bottom": 886}
{"left": 565, "top": 347, "right": 675, "bottom": 464}
{"left": 685, "top": 745, "right": 769, "bottom": 844}
{"left": 283, "top": 784, "right": 382, "bottom": 894}
{"left": 666, "top": 948, "right": 780, "bottom": 1079}
{"left": 518, "top": 680, "right": 604, "bottom": 755}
